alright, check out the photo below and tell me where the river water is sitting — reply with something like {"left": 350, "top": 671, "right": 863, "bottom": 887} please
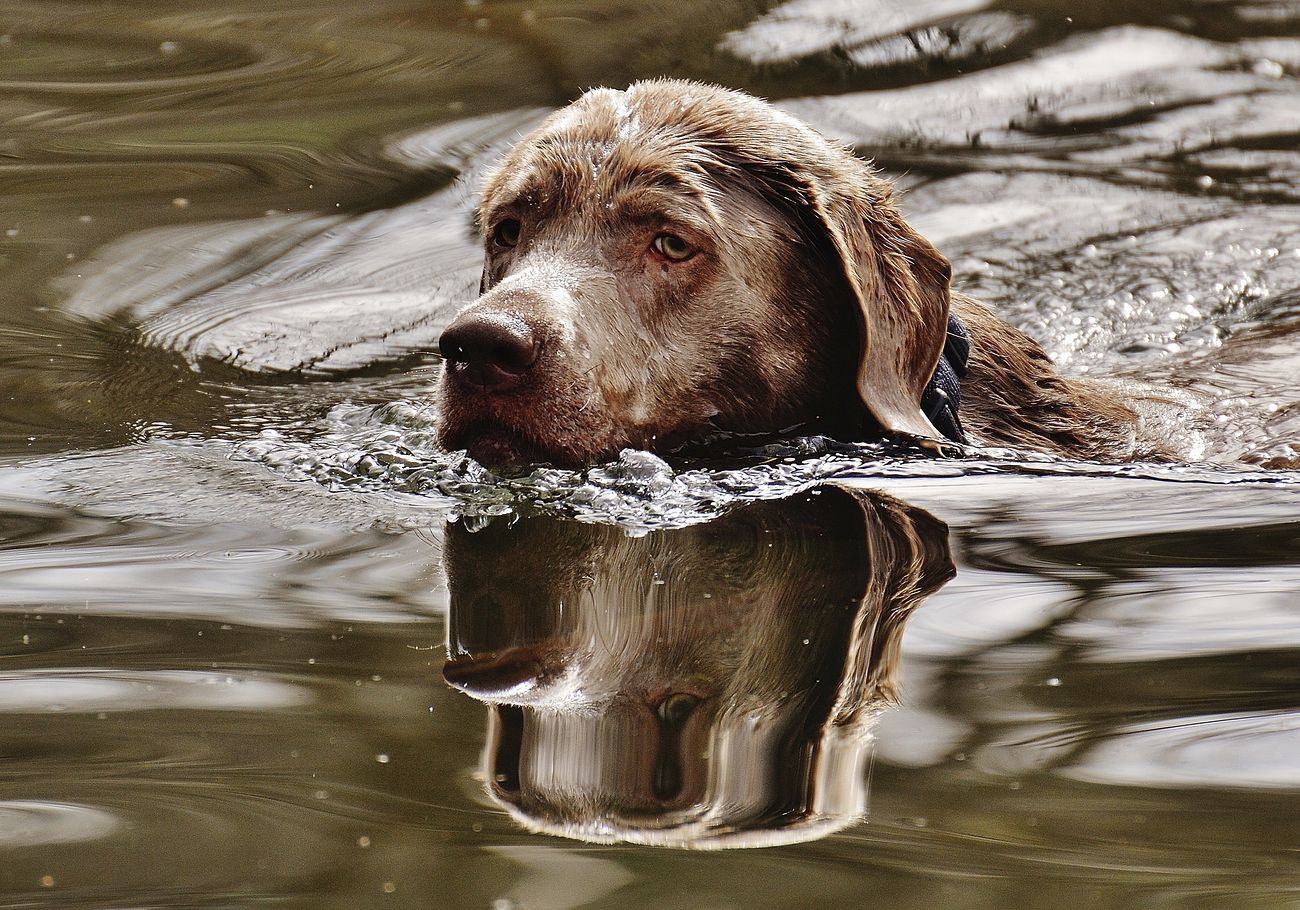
{"left": 2, "top": 0, "right": 1299, "bottom": 907}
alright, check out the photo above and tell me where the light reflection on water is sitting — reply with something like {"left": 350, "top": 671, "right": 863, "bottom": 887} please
{"left": 1, "top": 0, "right": 1300, "bottom": 905}
{"left": 1, "top": 473, "right": 1299, "bottom": 905}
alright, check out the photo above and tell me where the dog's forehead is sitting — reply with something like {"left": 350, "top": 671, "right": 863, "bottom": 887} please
{"left": 488, "top": 95, "right": 701, "bottom": 206}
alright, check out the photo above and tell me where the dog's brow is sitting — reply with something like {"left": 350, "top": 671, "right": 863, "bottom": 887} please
{"left": 605, "top": 184, "right": 716, "bottom": 234}
{"left": 489, "top": 163, "right": 717, "bottom": 229}
{"left": 615, "top": 165, "right": 695, "bottom": 192}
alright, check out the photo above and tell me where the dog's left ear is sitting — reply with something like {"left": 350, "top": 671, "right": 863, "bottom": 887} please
{"left": 806, "top": 177, "right": 952, "bottom": 440}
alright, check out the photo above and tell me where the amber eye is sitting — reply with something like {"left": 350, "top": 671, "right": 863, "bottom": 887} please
{"left": 491, "top": 219, "right": 521, "bottom": 249}
{"left": 652, "top": 233, "right": 694, "bottom": 262}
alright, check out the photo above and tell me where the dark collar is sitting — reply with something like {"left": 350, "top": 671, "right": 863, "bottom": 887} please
{"left": 920, "top": 313, "right": 970, "bottom": 444}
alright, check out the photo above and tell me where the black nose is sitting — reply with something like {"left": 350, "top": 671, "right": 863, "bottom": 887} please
{"left": 439, "top": 312, "right": 541, "bottom": 391}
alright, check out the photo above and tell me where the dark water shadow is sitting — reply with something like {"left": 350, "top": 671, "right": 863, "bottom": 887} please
{"left": 441, "top": 483, "right": 953, "bottom": 848}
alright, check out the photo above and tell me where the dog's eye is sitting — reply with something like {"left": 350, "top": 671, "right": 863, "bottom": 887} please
{"left": 657, "top": 693, "right": 700, "bottom": 725}
{"left": 652, "top": 233, "right": 694, "bottom": 262}
{"left": 491, "top": 219, "right": 521, "bottom": 249}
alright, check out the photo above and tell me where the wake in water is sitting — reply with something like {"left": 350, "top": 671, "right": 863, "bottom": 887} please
{"left": 220, "top": 396, "right": 1300, "bottom": 534}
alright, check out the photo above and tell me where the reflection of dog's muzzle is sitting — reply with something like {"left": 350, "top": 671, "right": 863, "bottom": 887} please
{"left": 443, "top": 645, "right": 552, "bottom": 702}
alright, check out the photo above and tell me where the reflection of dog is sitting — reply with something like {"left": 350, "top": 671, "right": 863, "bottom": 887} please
{"left": 437, "top": 79, "right": 1183, "bottom": 469}
{"left": 442, "top": 485, "right": 953, "bottom": 848}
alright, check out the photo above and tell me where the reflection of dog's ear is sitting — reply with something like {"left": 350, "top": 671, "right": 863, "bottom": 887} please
{"left": 827, "top": 485, "right": 955, "bottom": 726}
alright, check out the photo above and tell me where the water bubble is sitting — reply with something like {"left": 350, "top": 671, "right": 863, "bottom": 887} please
{"left": 216, "top": 397, "right": 1300, "bottom": 536}
{"left": 1252, "top": 58, "right": 1284, "bottom": 79}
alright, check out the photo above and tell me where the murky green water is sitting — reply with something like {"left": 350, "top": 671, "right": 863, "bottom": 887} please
{"left": 2, "top": 0, "right": 1300, "bottom": 907}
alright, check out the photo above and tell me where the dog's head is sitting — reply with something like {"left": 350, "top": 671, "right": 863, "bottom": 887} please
{"left": 441, "top": 485, "right": 954, "bottom": 847}
{"left": 437, "top": 79, "right": 952, "bottom": 469}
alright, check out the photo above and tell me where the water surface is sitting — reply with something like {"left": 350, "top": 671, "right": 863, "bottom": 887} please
{"left": 2, "top": 0, "right": 1300, "bottom": 907}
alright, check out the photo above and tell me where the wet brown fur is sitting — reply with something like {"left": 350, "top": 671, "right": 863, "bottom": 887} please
{"left": 437, "top": 79, "right": 1180, "bottom": 468}
{"left": 952, "top": 294, "right": 1178, "bottom": 458}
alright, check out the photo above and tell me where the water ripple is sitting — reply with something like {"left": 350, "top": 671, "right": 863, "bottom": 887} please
{"left": 1066, "top": 710, "right": 1300, "bottom": 790}
{"left": 221, "top": 397, "right": 1300, "bottom": 534}
{"left": 0, "top": 670, "right": 313, "bottom": 714}
{"left": 0, "top": 801, "right": 120, "bottom": 847}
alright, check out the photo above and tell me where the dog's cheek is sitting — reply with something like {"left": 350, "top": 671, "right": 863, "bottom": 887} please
{"left": 479, "top": 255, "right": 504, "bottom": 293}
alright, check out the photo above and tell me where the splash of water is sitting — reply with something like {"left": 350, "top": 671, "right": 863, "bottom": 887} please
{"left": 219, "top": 398, "right": 1300, "bottom": 534}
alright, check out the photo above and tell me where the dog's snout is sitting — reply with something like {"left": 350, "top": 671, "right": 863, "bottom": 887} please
{"left": 439, "top": 312, "right": 541, "bottom": 391}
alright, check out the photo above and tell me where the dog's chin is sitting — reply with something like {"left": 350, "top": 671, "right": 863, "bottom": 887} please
{"left": 439, "top": 421, "right": 612, "bottom": 473}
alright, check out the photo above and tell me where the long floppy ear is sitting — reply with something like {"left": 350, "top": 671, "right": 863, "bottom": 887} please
{"left": 710, "top": 96, "right": 953, "bottom": 440}
{"left": 801, "top": 174, "right": 953, "bottom": 440}
{"left": 825, "top": 484, "right": 954, "bottom": 725}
